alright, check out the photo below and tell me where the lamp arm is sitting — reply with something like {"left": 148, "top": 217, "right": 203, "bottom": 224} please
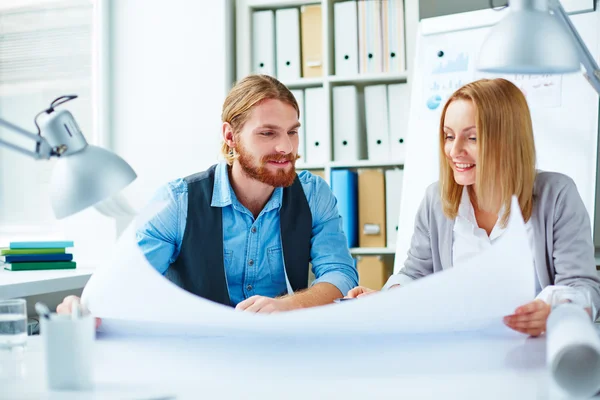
{"left": 0, "top": 117, "right": 54, "bottom": 160}
{"left": 552, "top": 0, "right": 600, "bottom": 95}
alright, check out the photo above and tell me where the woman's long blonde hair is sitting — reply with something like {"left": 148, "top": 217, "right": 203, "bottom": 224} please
{"left": 439, "top": 78, "right": 536, "bottom": 225}
{"left": 220, "top": 74, "right": 299, "bottom": 165}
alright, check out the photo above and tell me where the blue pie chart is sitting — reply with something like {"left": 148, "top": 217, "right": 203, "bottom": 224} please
{"left": 426, "top": 95, "right": 442, "bottom": 110}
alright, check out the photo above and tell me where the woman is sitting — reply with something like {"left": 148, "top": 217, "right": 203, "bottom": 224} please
{"left": 348, "top": 78, "right": 600, "bottom": 336}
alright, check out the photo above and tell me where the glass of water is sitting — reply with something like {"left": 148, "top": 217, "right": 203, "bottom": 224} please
{"left": 0, "top": 299, "right": 27, "bottom": 349}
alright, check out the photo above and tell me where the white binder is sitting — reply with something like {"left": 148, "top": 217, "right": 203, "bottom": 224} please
{"left": 252, "top": 11, "right": 276, "bottom": 76}
{"left": 387, "top": 83, "right": 410, "bottom": 163}
{"left": 365, "top": 84, "right": 391, "bottom": 160}
{"left": 275, "top": 8, "right": 301, "bottom": 81}
{"left": 334, "top": 0, "right": 359, "bottom": 76}
{"left": 358, "top": 0, "right": 383, "bottom": 74}
{"left": 333, "top": 86, "right": 363, "bottom": 162}
{"left": 385, "top": 168, "right": 404, "bottom": 249}
{"left": 304, "top": 87, "right": 329, "bottom": 164}
{"left": 384, "top": 0, "right": 406, "bottom": 73}
{"left": 291, "top": 89, "right": 306, "bottom": 165}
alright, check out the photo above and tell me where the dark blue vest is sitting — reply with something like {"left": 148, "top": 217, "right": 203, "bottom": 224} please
{"left": 168, "top": 164, "right": 312, "bottom": 306}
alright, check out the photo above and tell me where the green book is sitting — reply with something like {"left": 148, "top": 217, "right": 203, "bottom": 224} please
{"left": 3, "top": 261, "right": 76, "bottom": 271}
{"left": 0, "top": 248, "right": 66, "bottom": 255}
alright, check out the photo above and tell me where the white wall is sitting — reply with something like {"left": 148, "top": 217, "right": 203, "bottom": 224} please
{"left": 107, "top": 0, "right": 234, "bottom": 210}
{"left": 44, "top": 0, "right": 233, "bottom": 266}
{"left": 0, "top": 1, "right": 233, "bottom": 265}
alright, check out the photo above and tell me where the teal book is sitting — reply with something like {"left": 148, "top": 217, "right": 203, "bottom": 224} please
{"left": 3, "top": 261, "right": 76, "bottom": 271}
{"left": 9, "top": 241, "right": 74, "bottom": 249}
{"left": 0, "top": 248, "right": 66, "bottom": 255}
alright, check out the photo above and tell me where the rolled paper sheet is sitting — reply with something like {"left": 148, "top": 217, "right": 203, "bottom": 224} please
{"left": 546, "top": 304, "right": 600, "bottom": 398}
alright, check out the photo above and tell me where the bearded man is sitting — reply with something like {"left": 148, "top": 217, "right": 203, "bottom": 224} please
{"left": 70, "top": 75, "right": 357, "bottom": 317}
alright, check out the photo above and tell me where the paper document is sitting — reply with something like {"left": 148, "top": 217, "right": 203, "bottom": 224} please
{"left": 83, "top": 197, "right": 535, "bottom": 337}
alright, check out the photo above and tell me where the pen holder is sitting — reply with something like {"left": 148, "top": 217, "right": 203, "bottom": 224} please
{"left": 40, "top": 313, "right": 95, "bottom": 391}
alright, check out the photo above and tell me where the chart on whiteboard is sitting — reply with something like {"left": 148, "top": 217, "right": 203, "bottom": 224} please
{"left": 423, "top": 42, "right": 563, "bottom": 113}
{"left": 423, "top": 44, "right": 476, "bottom": 113}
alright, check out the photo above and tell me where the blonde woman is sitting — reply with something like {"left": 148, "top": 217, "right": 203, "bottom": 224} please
{"left": 347, "top": 78, "right": 600, "bottom": 336}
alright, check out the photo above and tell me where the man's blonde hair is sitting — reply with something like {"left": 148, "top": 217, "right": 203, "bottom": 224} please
{"left": 220, "top": 74, "right": 299, "bottom": 165}
{"left": 439, "top": 78, "right": 536, "bottom": 225}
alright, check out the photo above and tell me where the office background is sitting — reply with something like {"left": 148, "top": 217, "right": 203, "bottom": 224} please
{"left": 0, "top": 0, "right": 598, "bottom": 292}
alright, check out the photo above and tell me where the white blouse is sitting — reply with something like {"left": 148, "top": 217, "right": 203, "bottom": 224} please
{"left": 387, "top": 187, "right": 561, "bottom": 304}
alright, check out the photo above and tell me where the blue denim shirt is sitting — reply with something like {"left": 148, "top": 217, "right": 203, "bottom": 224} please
{"left": 136, "top": 162, "right": 358, "bottom": 306}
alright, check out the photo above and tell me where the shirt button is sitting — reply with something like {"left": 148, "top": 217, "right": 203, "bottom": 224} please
{"left": 251, "top": 227, "right": 257, "bottom": 233}
{"left": 247, "top": 285, "right": 253, "bottom": 291}
{"left": 249, "top": 259, "right": 254, "bottom": 266}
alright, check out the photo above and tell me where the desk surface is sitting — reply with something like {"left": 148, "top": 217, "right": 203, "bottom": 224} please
{"left": 0, "top": 266, "right": 95, "bottom": 299}
{"left": 4, "top": 329, "right": 599, "bottom": 400}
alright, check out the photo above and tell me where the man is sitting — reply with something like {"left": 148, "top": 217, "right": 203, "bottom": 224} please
{"left": 58, "top": 74, "right": 358, "bottom": 317}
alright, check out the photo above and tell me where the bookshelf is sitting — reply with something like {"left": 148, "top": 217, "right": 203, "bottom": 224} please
{"left": 235, "top": 0, "right": 419, "bottom": 279}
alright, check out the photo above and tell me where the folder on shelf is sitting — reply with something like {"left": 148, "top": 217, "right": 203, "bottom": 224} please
{"left": 356, "top": 255, "right": 393, "bottom": 290}
{"left": 276, "top": 8, "right": 301, "bottom": 81}
{"left": 252, "top": 10, "right": 276, "bottom": 76}
{"left": 291, "top": 89, "right": 307, "bottom": 164}
{"left": 334, "top": 0, "right": 359, "bottom": 76}
{"left": 304, "top": 87, "right": 329, "bottom": 164}
{"left": 300, "top": 5, "right": 323, "bottom": 78}
{"left": 358, "top": 168, "right": 386, "bottom": 248}
{"left": 333, "top": 85, "right": 364, "bottom": 162}
{"left": 331, "top": 169, "right": 358, "bottom": 248}
{"left": 358, "top": 0, "right": 383, "bottom": 74}
{"left": 365, "top": 84, "right": 391, "bottom": 160}
{"left": 384, "top": 0, "right": 406, "bottom": 73}
{"left": 387, "top": 83, "right": 410, "bottom": 163}
{"left": 311, "top": 169, "right": 326, "bottom": 181}
{"left": 385, "top": 168, "right": 404, "bottom": 249}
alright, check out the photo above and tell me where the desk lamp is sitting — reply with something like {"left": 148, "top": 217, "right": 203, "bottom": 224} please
{"left": 477, "top": 0, "right": 600, "bottom": 95}
{"left": 0, "top": 95, "right": 137, "bottom": 219}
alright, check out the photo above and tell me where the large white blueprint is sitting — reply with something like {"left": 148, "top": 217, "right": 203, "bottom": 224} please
{"left": 83, "top": 197, "right": 536, "bottom": 337}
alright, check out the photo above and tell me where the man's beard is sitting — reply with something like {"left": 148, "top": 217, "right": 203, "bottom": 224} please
{"left": 237, "top": 144, "right": 297, "bottom": 187}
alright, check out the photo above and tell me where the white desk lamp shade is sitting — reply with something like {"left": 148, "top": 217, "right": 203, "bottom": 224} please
{"left": 477, "top": 6, "right": 580, "bottom": 74}
{"left": 50, "top": 145, "right": 136, "bottom": 219}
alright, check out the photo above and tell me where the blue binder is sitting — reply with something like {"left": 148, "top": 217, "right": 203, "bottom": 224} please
{"left": 330, "top": 169, "right": 358, "bottom": 248}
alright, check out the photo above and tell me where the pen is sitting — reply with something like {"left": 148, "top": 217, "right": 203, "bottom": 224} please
{"left": 71, "top": 297, "right": 80, "bottom": 320}
{"left": 35, "top": 302, "right": 51, "bottom": 320}
{"left": 334, "top": 298, "right": 356, "bottom": 303}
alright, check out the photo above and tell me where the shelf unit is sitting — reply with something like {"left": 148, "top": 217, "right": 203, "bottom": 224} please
{"left": 235, "top": 0, "right": 419, "bottom": 263}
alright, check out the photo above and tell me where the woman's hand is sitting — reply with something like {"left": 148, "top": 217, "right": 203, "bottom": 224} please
{"left": 503, "top": 299, "right": 551, "bottom": 337}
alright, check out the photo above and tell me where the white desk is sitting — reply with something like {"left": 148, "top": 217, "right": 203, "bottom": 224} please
{"left": 3, "top": 329, "right": 599, "bottom": 400}
{"left": 0, "top": 266, "right": 95, "bottom": 299}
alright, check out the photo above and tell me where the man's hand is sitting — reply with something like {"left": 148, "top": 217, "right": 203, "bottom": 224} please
{"left": 235, "top": 295, "right": 298, "bottom": 314}
{"left": 503, "top": 299, "right": 551, "bottom": 337}
{"left": 57, "top": 295, "right": 102, "bottom": 329}
{"left": 345, "top": 286, "right": 377, "bottom": 298}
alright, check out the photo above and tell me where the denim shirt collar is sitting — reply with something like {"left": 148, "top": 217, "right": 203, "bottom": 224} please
{"left": 211, "top": 162, "right": 283, "bottom": 215}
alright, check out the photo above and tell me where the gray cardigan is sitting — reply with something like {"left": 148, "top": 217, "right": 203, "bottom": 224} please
{"left": 390, "top": 171, "right": 600, "bottom": 318}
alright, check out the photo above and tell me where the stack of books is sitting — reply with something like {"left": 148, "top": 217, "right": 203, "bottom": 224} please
{"left": 1, "top": 241, "right": 76, "bottom": 271}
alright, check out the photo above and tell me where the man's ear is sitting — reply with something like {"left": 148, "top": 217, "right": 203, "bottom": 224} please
{"left": 222, "top": 122, "right": 236, "bottom": 149}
